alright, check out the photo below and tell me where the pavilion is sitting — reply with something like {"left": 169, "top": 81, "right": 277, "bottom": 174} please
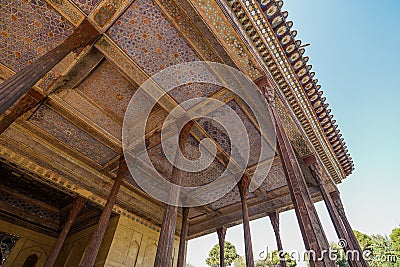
{"left": 0, "top": 0, "right": 365, "bottom": 266}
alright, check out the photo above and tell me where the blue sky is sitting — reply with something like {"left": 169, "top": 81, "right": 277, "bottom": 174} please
{"left": 186, "top": 0, "right": 400, "bottom": 266}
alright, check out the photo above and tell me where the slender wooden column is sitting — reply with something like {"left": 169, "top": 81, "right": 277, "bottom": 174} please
{"left": 258, "top": 79, "right": 334, "bottom": 267}
{"left": 305, "top": 160, "right": 361, "bottom": 267}
{"left": 154, "top": 122, "right": 194, "bottom": 267}
{"left": 238, "top": 178, "right": 254, "bottom": 267}
{"left": 177, "top": 207, "right": 190, "bottom": 267}
{"left": 79, "top": 156, "right": 127, "bottom": 267}
{"left": 268, "top": 212, "right": 286, "bottom": 267}
{"left": 44, "top": 196, "right": 87, "bottom": 267}
{"left": 0, "top": 19, "right": 99, "bottom": 117}
{"left": 217, "top": 227, "right": 227, "bottom": 267}
{"left": 330, "top": 191, "right": 369, "bottom": 267}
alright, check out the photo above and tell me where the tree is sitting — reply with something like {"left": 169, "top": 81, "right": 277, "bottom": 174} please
{"left": 354, "top": 230, "right": 374, "bottom": 252}
{"left": 255, "top": 250, "right": 296, "bottom": 267}
{"left": 353, "top": 230, "right": 400, "bottom": 267}
{"left": 233, "top": 256, "right": 246, "bottom": 267}
{"left": 206, "top": 241, "right": 239, "bottom": 267}
{"left": 390, "top": 228, "right": 400, "bottom": 255}
{"left": 329, "top": 242, "right": 349, "bottom": 267}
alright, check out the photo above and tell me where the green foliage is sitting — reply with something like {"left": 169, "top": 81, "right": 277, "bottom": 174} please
{"left": 255, "top": 250, "right": 296, "bottom": 267}
{"left": 233, "top": 256, "right": 246, "bottom": 267}
{"left": 390, "top": 228, "right": 400, "bottom": 254}
{"left": 206, "top": 241, "right": 239, "bottom": 267}
{"left": 329, "top": 242, "right": 349, "bottom": 267}
{"left": 353, "top": 230, "right": 400, "bottom": 267}
{"left": 354, "top": 230, "right": 374, "bottom": 252}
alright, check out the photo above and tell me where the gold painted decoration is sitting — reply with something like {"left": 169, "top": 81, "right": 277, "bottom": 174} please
{"left": 286, "top": 44, "right": 295, "bottom": 54}
{"left": 277, "top": 25, "right": 287, "bottom": 35}
{"left": 90, "top": 0, "right": 134, "bottom": 31}
{"left": 45, "top": 0, "right": 85, "bottom": 26}
{"left": 266, "top": 5, "right": 277, "bottom": 16}
{"left": 281, "top": 35, "right": 291, "bottom": 45}
{"left": 290, "top": 53, "right": 299, "bottom": 61}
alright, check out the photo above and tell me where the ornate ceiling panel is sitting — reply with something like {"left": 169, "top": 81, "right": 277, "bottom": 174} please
{"left": 0, "top": 0, "right": 74, "bottom": 71}
{"left": 29, "top": 105, "right": 118, "bottom": 165}
{"left": 108, "top": 0, "right": 198, "bottom": 75}
{"left": 146, "top": 135, "right": 227, "bottom": 187}
{"left": 208, "top": 186, "right": 255, "bottom": 210}
{"left": 168, "top": 83, "right": 222, "bottom": 106}
{"left": 76, "top": 60, "right": 138, "bottom": 120}
{"left": 258, "top": 162, "right": 287, "bottom": 192}
{"left": 226, "top": 100, "right": 262, "bottom": 167}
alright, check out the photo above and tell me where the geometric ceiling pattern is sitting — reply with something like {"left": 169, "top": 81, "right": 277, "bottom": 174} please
{"left": 0, "top": 0, "right": 348, "bottom": 238}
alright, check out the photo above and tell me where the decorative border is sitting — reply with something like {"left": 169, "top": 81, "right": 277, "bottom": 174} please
{"left": 45, "top": 0, "right": 85, "bottom": 26}
{"left": 187, "top": 0, "right": 262, "bottom": 80}
{"left": 89, "top": 0, "right": 136, "bottom": 31}
{"left": 224, "top": 0, "right": 351, "bottom": 182}
{"left": 156, "top": 0, "right": 222, "bottom": 63}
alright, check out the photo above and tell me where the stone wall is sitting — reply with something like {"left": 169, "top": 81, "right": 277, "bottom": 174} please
{"left": 103, "top": 216, "right": 179, "bottom": 267}
{"left": 0, "top": 220, "right": 56, "bottom": 267}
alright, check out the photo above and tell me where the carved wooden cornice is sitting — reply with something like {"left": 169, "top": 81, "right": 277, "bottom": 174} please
{"left": 220, "top": 0, "right": 353, "bottom": 182}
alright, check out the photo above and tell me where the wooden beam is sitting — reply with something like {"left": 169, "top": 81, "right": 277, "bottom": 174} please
{"left": 268, "top": 211, "right": 286, "bottom": 267}
{"left": 44, "top": 196, "right": 87, "bottom": 267}
{"left": 79, "top": 156, "right": 127, "bottom": 267}
{"left": 177, "top": 207, "right": 190, "bottom": 267}
{"left": 154, "top": 121, "right": 194, "bottom": 267}
{"left": 238, "top": 178, "right": 254, "bottom": 267}
{"left": 0, "top": 19, "right": 99, "bottom": 131}
{"left": 217, "top": 226, "right": 227, "bottom": 267}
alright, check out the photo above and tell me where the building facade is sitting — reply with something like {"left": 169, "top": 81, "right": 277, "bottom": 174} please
{"left": 0, "top": 0, "right": 362, "bottom": 266}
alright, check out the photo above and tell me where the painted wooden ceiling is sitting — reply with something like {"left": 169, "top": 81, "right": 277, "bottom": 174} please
{"left": 0, "top": 0, "right": 349, "bottom": 237}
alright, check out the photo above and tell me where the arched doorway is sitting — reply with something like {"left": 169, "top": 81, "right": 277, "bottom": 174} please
{"left": 22, "top": 254, "right": 38, "bottom": 267}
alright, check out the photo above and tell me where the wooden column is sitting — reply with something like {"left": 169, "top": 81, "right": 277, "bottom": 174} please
{"left": 217, "top": 227, "right": 227, "bottom": 267}
{"left": 330, "top": 191, "right": 369, "bottom": 267}
{"left": 268, "top": 211, "right": 286, "bottom": 267}
{"left": 258, "top": 79, "right": 334, "bottom": 267}
{"left": 0, "top": 89, "right": 44, "bottom": 134}
{"left": 154, "top": 122, "right": 194, "bottom": 267}
{"left": 177, "top": 207, "right": 190, "bottom": 267}
{"left": 79, "top": 156, "right": 127, "bottom": 267}
{"left": 44, "top": 196, "right": 87, "bottom": 267}
{"left": 305, "top": 159, "right": 361, "bottom": 267}
{"left": 0, "top": 19, "right": 99, "bottom": 127}
{"left": 238, "top": 178, "right": 254, "bottom": 267}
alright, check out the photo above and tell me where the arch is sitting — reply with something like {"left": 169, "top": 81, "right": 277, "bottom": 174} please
{"left": 22, "top": 254, "right": 38, "bottom": 267}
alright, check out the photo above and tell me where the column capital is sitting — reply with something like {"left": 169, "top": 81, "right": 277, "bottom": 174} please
{"left": 64, "top": 19, "right": 100, "bottom": 51}
{"left": 256, "top": 77, "right": 275, "bottom": 107}
{"left": 217, "top": 226, "right": 227, "bottom": 239}
{"left": 268, "top": 211, "right": 280, "bottom": 234}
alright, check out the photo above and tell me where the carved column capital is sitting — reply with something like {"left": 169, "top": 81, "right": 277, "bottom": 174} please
{"left": 256, "top": 77, "right": 275, "bottom": 107}
{"left": 268, "top": 211, "right": 280, "bottom": 234}
{"left": 309, "top": 162, "right": 323, "bottom": 185}
{"left": 264, "top": 86, "right": 276, "bottom": 108}
{"left": 217, "top": 226, "right": 227, "bottom": 240}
